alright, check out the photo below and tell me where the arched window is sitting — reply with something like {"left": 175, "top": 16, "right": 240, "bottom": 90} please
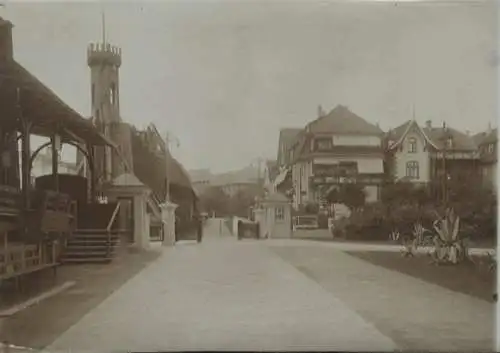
{"left": 406, "top": 161, "right": 419, "bottom": 179}
{"left": 407, "top": 137, "right": 417, "bottom": 153}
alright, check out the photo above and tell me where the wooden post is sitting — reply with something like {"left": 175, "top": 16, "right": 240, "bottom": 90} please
{"left": 87, "top": 143, "right": 96, "bottom": 202}
{"left": 20, "top": 120, "right": 31, "bottom": 209}
{"left": 51, "top": 134, "right": 59, "bottom": 191}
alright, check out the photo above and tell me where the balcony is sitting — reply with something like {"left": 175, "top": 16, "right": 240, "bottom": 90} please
{"left": 310, "top": 173, "right": 384, "bottom": 186}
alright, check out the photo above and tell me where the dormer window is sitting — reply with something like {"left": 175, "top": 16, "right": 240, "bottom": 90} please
{"left": 408, "top": 137, "right": 417, "bottom": 153}
{"left": 315, "top": 137, "right": 333, "bottom": 151}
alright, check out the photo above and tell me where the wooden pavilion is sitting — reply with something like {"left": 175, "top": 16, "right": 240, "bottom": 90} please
{"left": 0, "top": 17, "right": 119, "bottom": 285}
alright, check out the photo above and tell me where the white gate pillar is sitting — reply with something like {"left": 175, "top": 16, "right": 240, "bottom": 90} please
{"left": 161, "top": 201, "right": 178, "bottom": 246}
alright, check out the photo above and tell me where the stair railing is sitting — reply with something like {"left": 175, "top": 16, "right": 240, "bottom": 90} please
{"left": 106, "top": 203, "right": 121, "bottom": 258}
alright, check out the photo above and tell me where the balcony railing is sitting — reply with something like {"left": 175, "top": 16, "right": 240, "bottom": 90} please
{"left": 310, "top": 174, "right": 384, "bottom": 186}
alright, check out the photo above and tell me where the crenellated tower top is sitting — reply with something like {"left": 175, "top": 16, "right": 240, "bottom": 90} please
{"left": 87, "top": 42, "right": 121, "bottom": 68}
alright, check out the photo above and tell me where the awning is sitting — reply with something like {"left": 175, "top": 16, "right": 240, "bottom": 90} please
{"left": 273, "top": 167, "right": 290, "bottom": 188}
{"left": 0, "top": 60, "right": 114, "bottom": 147}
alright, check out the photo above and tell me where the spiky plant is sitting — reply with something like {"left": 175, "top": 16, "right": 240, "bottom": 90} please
{"left": 486, "top": 251, "right": 497, "bottom": 272}
{"left": 431, "top": 208, "right": 469, "bottom": 265}
{"left": 389, "top": 230, "right": 400, "bottom": 243}
{"left": 400, "top": 222, "right": 429, "bottom": 257}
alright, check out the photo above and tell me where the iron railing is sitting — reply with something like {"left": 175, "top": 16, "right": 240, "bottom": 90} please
{"left": 105, "top": 202, "right": 120, "bottom": 257}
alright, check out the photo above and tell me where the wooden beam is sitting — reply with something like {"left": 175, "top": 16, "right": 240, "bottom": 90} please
{"left": 51, "top": 134, "right": 59, "bottom": 192}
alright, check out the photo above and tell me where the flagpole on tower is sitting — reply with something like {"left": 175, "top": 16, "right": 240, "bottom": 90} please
{"left": 101, "top": 2, "right": 106, "bottom": 44}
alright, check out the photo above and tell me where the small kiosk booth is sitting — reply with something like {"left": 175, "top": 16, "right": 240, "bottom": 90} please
{"left": 256, "top": 192, "right": 292, "bottom": 239}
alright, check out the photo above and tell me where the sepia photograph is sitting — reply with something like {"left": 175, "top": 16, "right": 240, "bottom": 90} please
{"left": 0, "top": 0, "right": 497, "bottom": 351}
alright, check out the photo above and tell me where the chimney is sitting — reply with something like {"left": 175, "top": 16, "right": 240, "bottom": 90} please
{"left": 442, "top": 121, "right": 447, "bottom": 132}
{"left": 317, "top": 105, "right": 324, "bottom": 118}
{"left": 488, "top": 122, "right": 492, "bottom": 133}
{"left": 0, "top": 17, "right": 14, "bottom": 62}
{"left": 425, "top": 120, "right": 432, "bottom": 129}
{"left": 466, "top": 130, "right": 470, "bottom": 136}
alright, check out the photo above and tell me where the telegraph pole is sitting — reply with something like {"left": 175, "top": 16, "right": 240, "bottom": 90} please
{"left": 163, "top": 131, "right": 180, "bottom": 202}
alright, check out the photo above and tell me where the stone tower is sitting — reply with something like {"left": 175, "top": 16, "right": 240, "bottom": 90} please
{"left": 81, "top": 38, "right": 134, "bottom": 184}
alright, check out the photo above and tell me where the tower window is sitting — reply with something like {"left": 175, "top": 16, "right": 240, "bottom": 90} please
{"left": 110, "top": 83, "right": 117, "bottom": 105}
{"left": 91, "top": 84, "right": 95, "bottom": 106}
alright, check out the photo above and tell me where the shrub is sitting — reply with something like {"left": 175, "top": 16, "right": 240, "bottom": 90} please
{"left": 400, "top": 222, "right": 432, "bottom": 257}
{"left": 430, "top": 208, "right": 470, "bottom": 265}
{"left": 344, "top": 203, "right": 391, "bottom": 241}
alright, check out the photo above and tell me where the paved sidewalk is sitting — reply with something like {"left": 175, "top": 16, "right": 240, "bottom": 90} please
{"left": 0, "top": 249, "right": 161, "bottom": 350}
{"left": 47, "top": 222, "right": 396, "bottom": 352}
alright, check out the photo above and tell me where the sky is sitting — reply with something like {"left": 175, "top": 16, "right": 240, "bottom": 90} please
{"left": 1, "top": 0, "right": 498, "bottom": 173}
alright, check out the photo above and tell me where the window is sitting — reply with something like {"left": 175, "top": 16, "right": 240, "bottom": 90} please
{"left": 315, "top": 137, "right": 333, "bottom": 151}
{"left": 109, "top": 82, "right": 117, "bottom": 105}
{"left": 275, "top": 206, "right": 284, "bottom": 221}
{"left": 406, "top": 161, "right": 419, "bottom": 179}
{"left": 488, "top": 144, "right": 494, "bottom": 153}
{"left": 408, "top": 137, "right": 417, "bottom": 153}
{"left": 91, "top": 84, "right": 95, "bottom": 106}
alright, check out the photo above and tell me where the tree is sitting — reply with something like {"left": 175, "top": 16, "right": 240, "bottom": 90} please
{"left": 229, "top": 187, "right": 262, "bottom": 218}
{"left": 326, "top": 183, "right": 366, "bottom": 209}
{"left": 198, "top": 186, "right": 230, "bottom": 217}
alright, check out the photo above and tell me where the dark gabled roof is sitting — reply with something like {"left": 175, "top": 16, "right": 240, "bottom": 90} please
{"left": 386, "top": 120, "right": 476, "bottom": 151}
{"left": 474, "top": 128, "right": 498, "bottom": 146}
{"left": 279, "top": 128, "right": 302, "bottom": 146}
{"left": 287, "top": 106, "right": 384, "bottom": 164}
{"left": 423, "top": 126, "right": 477, "bottom": 151}
{"left": 277, "top": 128, "right": 301, "bottom": 156}
{"left": 307, "top": 105, "right": 384, "bottom": 135}
{"left": 130, "top": 124, "right": 196, "bottom": 201}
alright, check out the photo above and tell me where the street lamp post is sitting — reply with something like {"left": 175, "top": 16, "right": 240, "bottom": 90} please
{"left": 156, "top": 127, "right": 180, "bottom": 247}
{"left": 163, "top": 131, "right": 180, "bottom": 202}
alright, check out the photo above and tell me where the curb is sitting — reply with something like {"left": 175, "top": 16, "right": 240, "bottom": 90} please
{"left": 0, "top": 281, "right": 76, "bottom": 318}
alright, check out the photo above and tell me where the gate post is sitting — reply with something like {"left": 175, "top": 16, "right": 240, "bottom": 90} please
{"left": 161, "top": 201, "right": 178, "bottom": 246}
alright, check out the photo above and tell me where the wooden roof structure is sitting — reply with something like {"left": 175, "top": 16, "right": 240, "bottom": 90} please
{"left": 0, "top": 60, "right": 115, "bottom": 147}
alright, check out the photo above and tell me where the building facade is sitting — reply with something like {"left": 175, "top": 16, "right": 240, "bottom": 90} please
{"left": 288, "top": 105, "right": 385, "bottom": 209}
{"left": 385, "top": 120, "right": 481, "bottom": 194}
{"left": 474, "top": 126, "right": 497, "bottom": 192}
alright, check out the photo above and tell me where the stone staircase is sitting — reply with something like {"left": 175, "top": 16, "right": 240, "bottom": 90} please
{"left": 61, "top": 202, "right": 123, "bottom": 264}
{"left": 61, "top": 229, "right": 121, "bottom": 264}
